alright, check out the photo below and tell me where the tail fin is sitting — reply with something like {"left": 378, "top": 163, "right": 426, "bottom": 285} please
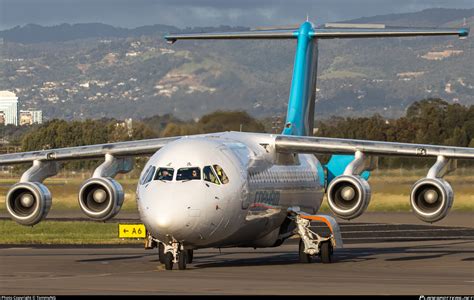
{"left": 165, "top": 23, "right": 468, "bottom": 137}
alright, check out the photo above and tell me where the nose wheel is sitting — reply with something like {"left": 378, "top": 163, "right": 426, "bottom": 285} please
{"left": 162, "top": 241, "right": 193, "bottom": 270}
{"left": 158, "top": 242, "right": 165, "bottom": 264}
{"left": 177, "top": 251, "right": 187, "bottom": 270}
{"left": 164, "top": 252, "right": 174, "bottom": 270}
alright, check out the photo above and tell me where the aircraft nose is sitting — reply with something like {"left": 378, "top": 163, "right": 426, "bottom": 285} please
{"left": 143, "top": 197, "right": 194, "bottom": 238}
{"left": 139, "top": 182, "right": 211, "bottom": 243}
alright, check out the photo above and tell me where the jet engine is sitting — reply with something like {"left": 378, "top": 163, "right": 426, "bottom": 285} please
{"left": 327, "top": 175, "right": 371, "bottom": 220}
{"left": 410, "top": 178, "right": 453, "bottom": 223}
{"left": 78, "top": 177, "right": 124, "bottom": 221}
{"left": 6, "top": 182, "right": 52, "bottom": 226}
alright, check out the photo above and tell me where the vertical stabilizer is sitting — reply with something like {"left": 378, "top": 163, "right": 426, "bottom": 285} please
{"left": 282, "top": 22, "right": 318, "bottom": 137}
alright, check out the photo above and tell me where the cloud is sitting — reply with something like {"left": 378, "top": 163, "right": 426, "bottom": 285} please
{"left": 0, "top": 0, "right": 472, "bottom": 30}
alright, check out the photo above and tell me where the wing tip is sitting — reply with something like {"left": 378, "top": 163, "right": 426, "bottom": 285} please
{"left": 164, "top": 35, "right": 177, "bottom": 44}
{"left": 458, "top": 28, "right": 469, "bottom": 38}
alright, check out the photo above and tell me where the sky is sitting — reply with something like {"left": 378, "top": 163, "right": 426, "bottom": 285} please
{"left": 0, "top": 0, "right": 473, "bottom": 30}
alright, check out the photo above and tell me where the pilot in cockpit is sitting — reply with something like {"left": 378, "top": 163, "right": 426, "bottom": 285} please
{"left": 214, "top": 165, "right": 229, "bottom": 184}
{"left": 161, "top": 170, "right": 170, "bottom": 178}
{"left": 157, "top": 168, "right": 173, "bottom": 181}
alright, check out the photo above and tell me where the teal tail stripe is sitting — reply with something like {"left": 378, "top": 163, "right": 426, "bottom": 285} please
{"left": 282, "top": 21, "right": 317, "bottom": 137}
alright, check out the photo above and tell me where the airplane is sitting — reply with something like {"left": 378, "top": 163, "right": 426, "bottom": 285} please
{"left": 0, "top": 21, "right": 472, "bottom": 271}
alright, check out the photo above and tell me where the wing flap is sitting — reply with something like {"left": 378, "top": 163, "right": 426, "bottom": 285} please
{"left": 0, "top": 136, "right": 180, "bottom": 165}
{"left": 275, "top": 135, "right": 474, "bottom": 160}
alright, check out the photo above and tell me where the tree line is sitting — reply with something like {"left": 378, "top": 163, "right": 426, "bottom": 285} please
{"left": 316, "top": 98, "right": 474, "bottom": 167}
{"left": 1, "top": 98, "right": 472, "bottom": 172}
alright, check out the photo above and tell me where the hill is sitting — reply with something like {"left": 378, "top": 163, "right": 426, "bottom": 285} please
{"left": 0, "top": 8, "right": 472, "bottom": 121}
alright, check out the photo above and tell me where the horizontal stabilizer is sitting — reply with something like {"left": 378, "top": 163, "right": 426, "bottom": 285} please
{"left": 165, "top": 29, "right": 296, "bottom": 44}
{"left": 311, "top": 27, "right": 469, "bottom": 39}
{"left": 324, "top": 23, "right": 386, "bottom": 29}
{"left": 165, "top": 26, "right": 469, "bottom": 44}
{"left": 251, "top": 25, "right": 300, "bottom": 31}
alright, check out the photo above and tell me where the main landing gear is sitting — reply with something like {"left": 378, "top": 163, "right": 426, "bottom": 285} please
{"left": 289, "top": 210, "right": 343, "bottom": 264}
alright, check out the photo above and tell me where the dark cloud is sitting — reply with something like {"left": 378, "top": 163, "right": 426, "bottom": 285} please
{"left": 0, "top": 0, "right": 472, "bottom": 30}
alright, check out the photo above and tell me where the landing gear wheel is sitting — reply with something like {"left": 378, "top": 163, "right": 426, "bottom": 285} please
{"left": 186, "top": 249, "right": 194, "bottom": 264}
{"left": 298, "top": 239, "right": 312, "bottom": 263}
{"left": 158, "top": 243, "right": 165, "bottom": 264}
{"left": 164, "top": 252, "right": 174, "bottom": 270}
{"left": 320, "top": 241, "right": 333, "bottom": 264}
{"left": 178, "top": 251, "right": 187, "bottom": 270}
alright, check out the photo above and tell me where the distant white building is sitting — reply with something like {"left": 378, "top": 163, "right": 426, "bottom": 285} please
{"left": 20, "top": 110, "right": 43, "bottom": 125}
{"left": 0, "top": 91, "right": 19, "bottom": 126}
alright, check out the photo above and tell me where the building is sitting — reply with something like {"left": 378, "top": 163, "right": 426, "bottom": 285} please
{"left": 19, "top": 110, "right": 43, "bottom": 125}
{"left": 0, "top": 91, "right": 18, "bottom": 126}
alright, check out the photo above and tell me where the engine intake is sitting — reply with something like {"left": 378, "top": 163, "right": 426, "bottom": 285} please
{"left": 78, "top": 177, "right": 124, "bottom": 221}
{"left": 327, "top": 175, "right": 371, "bottom": 220}
{"left": 410, "top": 178, "right": 453, "bottom": 223}
{"left": 6, "top": 182, "right": 52, "bottom": 226}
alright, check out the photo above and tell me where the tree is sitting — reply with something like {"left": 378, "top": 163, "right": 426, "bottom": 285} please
{"left": 198, "top": 111, "right": 265, "bottom": 133}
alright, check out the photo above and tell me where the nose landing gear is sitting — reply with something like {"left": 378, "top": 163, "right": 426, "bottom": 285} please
{"left": 162, "top": 241, "right": 193, "bottom": 270}
{"left": 144, "top": 232, "right": 193, "bottom": 270}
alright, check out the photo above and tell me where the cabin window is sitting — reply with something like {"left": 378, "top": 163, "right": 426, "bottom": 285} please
{"left": 203, "top": 166, "right": 220, "bottom": 185}
{"left": 141, "top": 166, "right": 156, "bottom": 185}
{"left": 213, "top": 164, "right": 229, "bottom": 184}
{"left": 154, "top": 168, "right": 174, "bottom": 181}
{"left": 176, "top": 167, "right": 201, "bottom": 181}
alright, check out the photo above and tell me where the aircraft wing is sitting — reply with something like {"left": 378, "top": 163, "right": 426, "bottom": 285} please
{"left": 274, "top": 135, "right": 474, "bottom": 159}
{"left": 0, "top": 136, "right": 180, "bottom": 165}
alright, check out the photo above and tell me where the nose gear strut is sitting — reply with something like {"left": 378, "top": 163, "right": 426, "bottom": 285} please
{"left": 144, "top": 231, "right": 190, "bottom": 270}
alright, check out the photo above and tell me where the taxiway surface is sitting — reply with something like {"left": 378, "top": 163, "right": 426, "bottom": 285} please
{"left": 1, "top": 239, "right": 473, "bottom": 295}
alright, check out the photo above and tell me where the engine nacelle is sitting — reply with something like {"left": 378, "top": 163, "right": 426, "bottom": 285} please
{"left": 78, "top": 177, "right": 124, "bottom": 221}
{"left": 410, "top": 178, "right": 453, "bottom": 223}
{"left": 327, "top": 175, "right": 371, "bottom": 220}
{"left": 6, "top": 182, "right": 52, "bottom": 226}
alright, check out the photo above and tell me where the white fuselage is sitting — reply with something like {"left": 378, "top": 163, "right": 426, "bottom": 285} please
{"left": 136, "top": 131, "right": 324, "bottom": 249}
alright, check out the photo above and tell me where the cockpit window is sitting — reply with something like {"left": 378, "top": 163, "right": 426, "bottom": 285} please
{"left": 140, "top": 166, "right": 150, "bottom": 185}
{"left": 176, "top": 167, "right": 201, "bottom": 181}
{"left": 203, "top": 166, "right": 220, "bottom": 185}
{"left": 213, "top": 165, "right": 229, "bottom": 184}
{"left": 154, "top": 168, "right": 174, "bottom": 181}
{"left": 141, "top": 166, "right": 156, "bottom": 185}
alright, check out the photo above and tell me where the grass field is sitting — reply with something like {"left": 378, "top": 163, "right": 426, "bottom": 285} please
{"left": 0, "top": 169, "right": 472, "bottom": 244}
{"left": 0, "top": 220, "right": 142, "bottom": 244}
